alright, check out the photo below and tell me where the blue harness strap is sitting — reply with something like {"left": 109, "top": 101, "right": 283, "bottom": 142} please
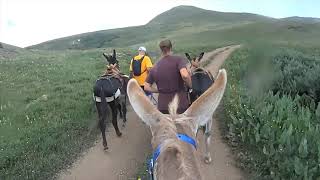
{"left": 177, "top": 134, "right": 197, "bottom": 149}
{"left": 148, "top": 133, "right": 197, "bottom": 179}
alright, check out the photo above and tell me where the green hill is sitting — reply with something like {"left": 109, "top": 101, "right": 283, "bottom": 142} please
{"left": 27, "top": 6, "right": 320, "bottom": 51}
{"left": 148, "top": 5, "right": 272, "bottom": 25}
{"left": 28, "top": 5, "right": 274, "bottom": 50}
{"left": 174, "top": 19, "right": 320, "bottom": 47}
{"left": 29, "top": 6, "right": 320, "bottom": 51}
{"left": 281, "top": 16, "right": 320, "bottom": 23}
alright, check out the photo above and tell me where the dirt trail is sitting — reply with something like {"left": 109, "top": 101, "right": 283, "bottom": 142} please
{"left": 197, "top": 45, "right": 243, "bottom": 180}
{"left": 58, "top": 107, "right": 151, "bottom": 180}
{"left": 58, "top": 45, "right": 243, "bottom": 180}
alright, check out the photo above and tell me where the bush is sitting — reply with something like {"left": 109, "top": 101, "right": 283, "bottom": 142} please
{"left": 224, "top": 45, "right": 320, "bottom": 179}
{"left": 271, "top": 49, "right": 320, "bottom": 103}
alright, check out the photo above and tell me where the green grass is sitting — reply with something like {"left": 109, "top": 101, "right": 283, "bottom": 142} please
{"left": 0, "top": 49, "right": 136, "bottom": 179}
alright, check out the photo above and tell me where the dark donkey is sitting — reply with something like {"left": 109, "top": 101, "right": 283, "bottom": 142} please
{"left": 185, "top": 52, "right": 215, "bottom": 163}
{"left": 93, "top": 49, "right": 129, "bottom": 150}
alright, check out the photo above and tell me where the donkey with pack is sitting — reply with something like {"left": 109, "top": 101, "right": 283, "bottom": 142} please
{"left": 93, "top": 49, "right": 129, "bottom": 150}
{"left": 185, "top": 52, "right": 215, "bottom": 163}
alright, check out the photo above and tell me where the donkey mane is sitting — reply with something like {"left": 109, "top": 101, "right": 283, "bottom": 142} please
{"left": 168, "top": 95, "right": 179, "bottom": 117}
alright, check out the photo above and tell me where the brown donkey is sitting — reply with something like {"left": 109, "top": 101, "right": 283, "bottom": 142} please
{"left": 127, "top": 69, "right": 227, "bottom": 180}
{"left": 93, "top": 49, "right": 129, "bottom": 150}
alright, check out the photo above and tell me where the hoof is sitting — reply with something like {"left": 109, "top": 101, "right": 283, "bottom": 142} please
{"left": 204, "top": 156, "right": 212, "bottom": 164}
{"left": 116, "top": 132, "right": 122, "bottom": 137}
{"left": 103, "top": 143, "right": 108, "bottom": 150}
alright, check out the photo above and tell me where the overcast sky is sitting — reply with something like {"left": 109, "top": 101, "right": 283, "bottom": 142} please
{"left": 1, "top": 0, "right": 319, "bottom": 47}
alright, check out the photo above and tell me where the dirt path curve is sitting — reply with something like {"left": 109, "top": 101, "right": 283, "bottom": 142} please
{"left": 58, "top": 45, "right": 242, "bottom": 180}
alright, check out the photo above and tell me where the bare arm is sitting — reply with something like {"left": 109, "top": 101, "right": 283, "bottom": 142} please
{"left": 144, "top": 82, "right": 158, "bottom": 93}
{"left": 180, "top": 67, "right": 192, "bottom": 88}
{"left": 146, "top": 56, "right": 153, "bottom": 73}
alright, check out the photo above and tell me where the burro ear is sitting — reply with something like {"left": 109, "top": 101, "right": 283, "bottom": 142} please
{"left": 127, "top": 79, "right": 162, "bottom": 126}
{"left": 198, "top": 52, "right": 205, "bottom": 61}
{"left": 103, "top": 53, "right": 108, "bottom": 60}
{"left": 113, "top": 49, "right": 116, "bottom": 59}
{"left": 185, "top": 53, "right": 192, "bottom": 62}
{"left": 102, "top": 53, "right": 109, "bottom": 64}
{"left": 184, "top": 69, "right": 227, "bottom": 126}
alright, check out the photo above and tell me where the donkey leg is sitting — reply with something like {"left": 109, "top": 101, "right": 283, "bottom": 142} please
{"left": 204, "top": 118, "right": 213, "bottom": 164}
{"left": 110, "top": 101, "right": 122, "bottom": 137}
{"left": 122, "top": 101, "right": 127, "bottom": 127}
{"left": 99, "top": 118, "right": 108, "bottom": 150}
{"left": 97, "top": 103, "right": 108, "bottom": 150}
{"left": 118, "top": 102, "right": 123, "bottom": 119}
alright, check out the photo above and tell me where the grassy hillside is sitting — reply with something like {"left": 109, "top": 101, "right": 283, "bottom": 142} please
{"left": 28, "top": 5, "right": 320, "bottom": 52}
{"left": 148, "top": 5, "right": 272, "bottom": 25}
{"left": 0, "top": 42, "right": 28, "bottom": 59}
{"left": 175, "top": 20, "right": 320, "bottom": 46}
{"left": 28, "top": 6, "right": 272, "bottom": 50}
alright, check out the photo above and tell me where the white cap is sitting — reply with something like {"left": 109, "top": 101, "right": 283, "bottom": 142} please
{"left": 138, "top": 46, "right": 146, "bottom": 52}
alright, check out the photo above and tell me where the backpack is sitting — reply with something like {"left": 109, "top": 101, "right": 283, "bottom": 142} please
{"left": 132, "top": 56, "right": 145, "bottom": 76}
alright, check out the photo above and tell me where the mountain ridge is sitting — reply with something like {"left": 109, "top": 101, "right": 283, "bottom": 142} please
{"left": 28, "top": 5, "right": 320, "bottom": 50}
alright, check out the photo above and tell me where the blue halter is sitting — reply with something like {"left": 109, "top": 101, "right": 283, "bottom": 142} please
{"left": 147, "top": 133, "right": 197, "bottom": 179}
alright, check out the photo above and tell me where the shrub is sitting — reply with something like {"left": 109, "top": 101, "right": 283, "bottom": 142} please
{"left": 224, "top": 45, "right": 320, "bottom": 179}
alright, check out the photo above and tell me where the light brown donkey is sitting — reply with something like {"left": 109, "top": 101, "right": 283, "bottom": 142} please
{"left": 127, "top": 69, "right": 227, "bottom": 180}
